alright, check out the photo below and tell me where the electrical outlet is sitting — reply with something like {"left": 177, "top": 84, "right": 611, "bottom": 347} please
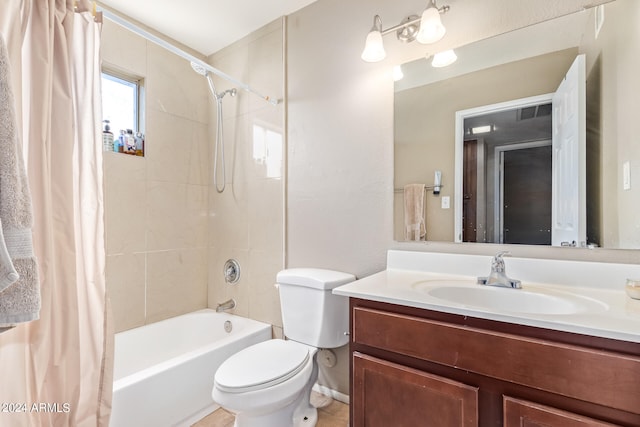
{"left": 441, "top": 196, "right": 450, "bottom": 209}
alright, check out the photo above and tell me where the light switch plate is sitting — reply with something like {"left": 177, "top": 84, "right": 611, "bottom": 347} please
{"left": 623, "top": 161, "right": 631, "bottom": 190}
{"left": 441, "top": 196, "right": 450, "bottom": 209}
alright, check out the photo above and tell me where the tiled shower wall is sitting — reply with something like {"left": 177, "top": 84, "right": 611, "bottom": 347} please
{"left": 206, "top": 19, "right": 286, "bottom": 333}
{"left": 102, "top": 18, "right": 285, "bottom": 333}
{"left": 102, "top": 19, "right": 210, "bottom": 332}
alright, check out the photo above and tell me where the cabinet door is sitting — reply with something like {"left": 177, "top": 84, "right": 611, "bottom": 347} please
{"left": 353, "top": 352, "right": 478, "bottom": 427}
{"left": 504, "top": 396, "right": 620, "bottom": 427}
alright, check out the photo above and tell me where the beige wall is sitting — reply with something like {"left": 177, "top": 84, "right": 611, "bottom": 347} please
{"left": 612, "top": 0, "right": 640, "bottom": 249}
{"left": 581, "top": 0, "right": 640, "bottom": 248}
{"left": 206, "top": 19, "right": 286, "bottom": 333}
{"left": 102, "top": 19, "right": 210, "bottom": 332}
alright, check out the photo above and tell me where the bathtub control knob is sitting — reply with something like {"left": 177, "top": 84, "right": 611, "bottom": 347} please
{"left": 224, "top": 259, "right": 241, "bottom": 284}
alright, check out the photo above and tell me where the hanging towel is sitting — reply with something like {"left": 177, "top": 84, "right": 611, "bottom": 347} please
{"left": 0, "top": 35, "right": 40, "bottom": 327}
{"left": 404, "top": 183, "right": 426, "bottom": 241}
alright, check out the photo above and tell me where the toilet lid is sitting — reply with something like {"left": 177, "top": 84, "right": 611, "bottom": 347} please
{"left": 215, "top": 339, "right": 310, "bottom": 393}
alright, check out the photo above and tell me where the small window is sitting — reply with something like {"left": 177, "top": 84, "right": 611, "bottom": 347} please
{"left": 101, "top": 69, "right": 144, "bottom": 155}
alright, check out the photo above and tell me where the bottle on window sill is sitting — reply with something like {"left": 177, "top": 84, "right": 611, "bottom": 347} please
{"left": 102, "top": 120, "right": 114, "bottom": 152}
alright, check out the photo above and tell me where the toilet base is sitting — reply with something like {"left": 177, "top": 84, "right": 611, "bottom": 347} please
{"left": 233, "top": 392, "right": 317, "bottom": 427}
{"left": 292, "top": 397, "right": 318, "bottom": 427}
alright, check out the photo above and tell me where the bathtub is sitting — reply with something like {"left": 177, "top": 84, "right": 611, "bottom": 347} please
{"left": 110, "top": 309, "right": 272, "bottom": 427}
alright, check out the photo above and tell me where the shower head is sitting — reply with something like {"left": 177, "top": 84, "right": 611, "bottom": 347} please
{"left": 192, "top": 60, "right": 237, "bottom": 102}
{"left": 190, "top": 61, "right": 208, "bottom": 76}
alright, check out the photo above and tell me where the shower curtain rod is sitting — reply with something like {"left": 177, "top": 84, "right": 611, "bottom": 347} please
{"left": 97, "top": 7, "right": 279, "bottom": 106}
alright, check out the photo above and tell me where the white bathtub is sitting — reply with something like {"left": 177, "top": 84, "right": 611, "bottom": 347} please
{"left": 110, "top": 309, "right": 272, "bottom": 427}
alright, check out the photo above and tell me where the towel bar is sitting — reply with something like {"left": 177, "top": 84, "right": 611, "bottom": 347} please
{"left": 393, "top": 185, "right": 443, "bottom": 193}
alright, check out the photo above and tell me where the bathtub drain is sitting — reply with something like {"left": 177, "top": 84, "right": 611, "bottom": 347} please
{"left": 224, "top": 320, "right": 233, "bottom": 333}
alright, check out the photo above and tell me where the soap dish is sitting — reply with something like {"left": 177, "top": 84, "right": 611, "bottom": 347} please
{"left": 625, "top": 279, "right": 640, "bottom": 300}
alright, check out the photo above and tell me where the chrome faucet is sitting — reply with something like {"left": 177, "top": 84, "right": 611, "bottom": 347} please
{"left": 477, "top": 251, "right": 522, "bottom": 289}
{"left": 216, "top": 298, "right": 236, "bottom": 312}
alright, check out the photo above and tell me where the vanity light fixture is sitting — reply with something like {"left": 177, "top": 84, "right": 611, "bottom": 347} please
{"left": 431, "top": 49, "right": 457, "bottom": 67}
{"left": 417, "top": 0, "right": 448, "bottom": 44}
{"left": 361, "top": 1, "right": 450, "bottom": 63}
{"left": 361, "top": 15, "right": 386, "bottom": 62}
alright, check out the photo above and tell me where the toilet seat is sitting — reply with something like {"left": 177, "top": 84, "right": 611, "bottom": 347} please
{"left": 215, "top": 340, "right": 310, "bottom": 393}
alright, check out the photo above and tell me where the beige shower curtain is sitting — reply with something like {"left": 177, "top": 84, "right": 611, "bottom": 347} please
{"left": 0, "top": 1, "right": 113, "bottom": 426}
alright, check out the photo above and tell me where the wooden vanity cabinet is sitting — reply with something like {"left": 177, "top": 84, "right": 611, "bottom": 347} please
{"left": 349, "top": 298, "right": 640, "bottom": 427}
{"left": 353, "top": 353, "right": 479, "bottom": 427}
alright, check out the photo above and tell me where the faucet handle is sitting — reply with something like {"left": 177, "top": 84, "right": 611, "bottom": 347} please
{"left": 491, "top": 251, "right": 510, "bottom": 272}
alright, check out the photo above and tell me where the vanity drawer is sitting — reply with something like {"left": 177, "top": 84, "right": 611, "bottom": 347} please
{"left": 352, "top": 306, "right": 640, "bottom": 415}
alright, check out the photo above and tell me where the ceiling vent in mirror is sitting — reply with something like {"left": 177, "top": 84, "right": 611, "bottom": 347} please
{"left": 517, "top": 103, "right": 552, "bottom": 121}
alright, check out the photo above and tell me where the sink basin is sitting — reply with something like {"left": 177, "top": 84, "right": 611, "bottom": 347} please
{"left": 411, "top": 281, "right": 607, "bottom": 315}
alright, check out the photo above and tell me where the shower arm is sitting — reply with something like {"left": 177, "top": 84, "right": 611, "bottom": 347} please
{"left": 191, "top": 59, "right": 276, "bottom": 105}
{"left": 98, "top": 5, "right": 279, "bottom": 106}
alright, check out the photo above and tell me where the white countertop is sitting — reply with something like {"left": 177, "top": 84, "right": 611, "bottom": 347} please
{"left": 333, "top": 251, "right": 640, "bottom": 344}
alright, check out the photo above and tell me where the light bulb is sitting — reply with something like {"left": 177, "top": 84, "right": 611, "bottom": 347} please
{"left": 393, "top": 65, "right": 404, "bottom": 81}
{"left": 431, "top": 49, "right": 457, "bottom": 67}
{"left": 417, "top": 6, "right": 446, "bottom": 44}
{"left": 361, "top": 30, "right": 386, "bottom": 62}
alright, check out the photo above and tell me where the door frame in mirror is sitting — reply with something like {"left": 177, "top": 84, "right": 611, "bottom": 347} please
{"left": 454, "top": 93, "right": 554, "bottom": 242}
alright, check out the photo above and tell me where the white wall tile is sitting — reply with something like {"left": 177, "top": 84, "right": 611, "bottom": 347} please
{"left": 145, "top": 109, "right": 210, "bottom": 185}
{"left": 101, "top": 20, "right": 147, "bottom": 76}
{"left": 248, "top": 249, "right": 283, "bottom": 327}
{"left": 104, "top": 153, "right": 147, "bottom": 255}
{"left": 106, "top": 253, "right": 146, "bottom": 332}
{"left": 146, "top": 43, "right": 209, "bottom": 123}
{"left": 146, "top": 248, "right": 208, "bottom": 324}
{"left": 103, "top": 22, "right": 211, "bottom": 329}
{"left": 207, "top": 19, "right": 285, "bottom": 330}
{"left": 147, "top": 182, "right": 208, "bottom": 251}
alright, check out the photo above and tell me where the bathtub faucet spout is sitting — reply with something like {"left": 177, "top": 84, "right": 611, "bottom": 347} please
{"left": 216, "top": 298, "right": 236, "bottom": 313}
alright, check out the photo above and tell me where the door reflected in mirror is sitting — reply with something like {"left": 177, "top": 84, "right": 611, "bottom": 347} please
{"left": 461, "top": 108, "right": 553, "bottom": 245}
{"left": 458, "top": 97, "right": 554, "bottom": 246}
{"left": 393, "top": 0, "right": 640, "bottom": 249}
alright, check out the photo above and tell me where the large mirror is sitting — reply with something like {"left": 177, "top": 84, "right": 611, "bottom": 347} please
{"left": 393, "top": 0, "right": 640, "bottom": 249}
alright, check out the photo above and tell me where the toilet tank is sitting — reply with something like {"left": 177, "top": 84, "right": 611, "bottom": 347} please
{"left": 277, "top": 268, "right": 355, "bottom": 348}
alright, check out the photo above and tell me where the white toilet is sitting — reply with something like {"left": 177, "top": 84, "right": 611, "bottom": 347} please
{"left": 212, "top": 268, "right": 355, "bottom": 427}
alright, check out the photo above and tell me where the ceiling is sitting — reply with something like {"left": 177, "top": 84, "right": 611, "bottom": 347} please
{"left": 98, "top": 0, "right": 318, "bottom": 56}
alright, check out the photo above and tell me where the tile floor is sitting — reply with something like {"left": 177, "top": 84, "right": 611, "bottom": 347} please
{"left": 192, "top": 392, "right": 349, "bottom": 427}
